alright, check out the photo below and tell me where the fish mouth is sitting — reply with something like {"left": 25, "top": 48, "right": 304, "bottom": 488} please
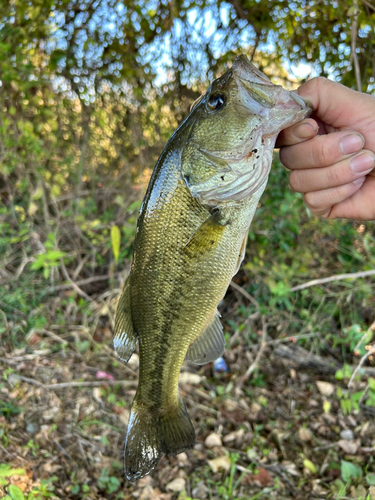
{"left": 231, "top": 55, "right": 312, "bottom": 133}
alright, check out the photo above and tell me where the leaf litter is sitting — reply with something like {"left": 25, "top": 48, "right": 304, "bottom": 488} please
{"left": 0, "top": 290, "right": 374, "bottom": 500}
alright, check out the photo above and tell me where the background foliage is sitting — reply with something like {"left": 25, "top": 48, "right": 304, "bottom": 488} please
{"left": 1, "top": 1, "right": 375, "bottom": 499}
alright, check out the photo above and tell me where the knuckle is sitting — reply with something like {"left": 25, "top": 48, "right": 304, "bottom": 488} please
{"left": 279, "top": 147, "right": 291, "bottom": 168}
{"left": 313, "top": 139, "right": 335, "bottom": 166}
{"left": 326, "top": 165, "right": 341, "bottom": 186}
{"left": 289, "top": 171, "right": 303, "bottom": 192}
{"left": 303, "top": 192, "right": 319, "bottom": 210}
{"left": 304, "top": 191, "right": 330, "bottom": 214}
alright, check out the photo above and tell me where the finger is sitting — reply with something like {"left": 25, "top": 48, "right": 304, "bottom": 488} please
{"left": 328, "top": 175, "right": 375, "bottom": 220}
{"left": 303, "top": 178, "right": 366, "bottom": 218}
{"left": 276, "top": 118, "right": 318, "bottom": 147}
{"left": 297, "top": 77, "right": 375, "bottom": 133}
{"left": 280, "top": 130, "right": 365, "bottom": 170}
{"left": 289, "top": 150, "right": 375, "bottom": 193}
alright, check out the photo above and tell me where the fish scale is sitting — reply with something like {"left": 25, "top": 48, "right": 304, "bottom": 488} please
{"left": 113, "top": 54, "right": 311, "bottom": 481}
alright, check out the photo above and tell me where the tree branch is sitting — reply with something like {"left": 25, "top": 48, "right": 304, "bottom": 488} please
{"left": 290, "top": 269, "right": 375, "bottom": 292}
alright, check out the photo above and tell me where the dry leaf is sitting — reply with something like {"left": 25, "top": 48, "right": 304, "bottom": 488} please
{"left": 207, "top": 456, "right": 231, "bottom": 473}
{"left": 338, "top": 439, "right": 359, "bottom": 454}
{"left": 241, "top": 467, "right": 273, "bottom": 487}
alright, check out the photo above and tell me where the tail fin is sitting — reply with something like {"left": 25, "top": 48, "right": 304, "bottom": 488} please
{"left": 124, "top": 398, "right": 196, "bottom": 481}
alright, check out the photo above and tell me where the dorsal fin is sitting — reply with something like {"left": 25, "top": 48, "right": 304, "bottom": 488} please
{"left": 185, "top": 312, "right": 225, "bottom": 365}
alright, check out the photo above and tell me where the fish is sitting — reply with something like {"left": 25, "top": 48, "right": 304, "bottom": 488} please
{"left": 113, "top": 55, "right": 311, "bottom": 481}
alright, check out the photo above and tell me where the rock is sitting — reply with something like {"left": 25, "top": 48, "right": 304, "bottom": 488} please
{"left": 128, "top": 353, "right": 139, "bottom": 370}
{"left": 340, "top": 429, "right": 354, "bottom": 440}
{"left": 368, "top": 486, "right": 375, "bottom": 500}
{"left": 207, "top": 455, "right": 231, "bottom": 473}
{"left": 138, "top": 476, "right": 153, "bottom": 488}
{"left": 92, "top": 387, "right": 102, "bottom": 402}
{"left": 316, "top": 381, "right": 335, "bottom": 397}
{"left": 298, "top": 427, "right": 312, "bottom": 442}
{"left": 338, "top": 439, "right": 359, "bottom": 454}
{"left": 166, "top": 478, "right": 186, "bottom": 492}
{"left": 250, "top": 402, "right": 261, "bottom": 413}
{"left": 43, "top": 406, "right": 60, "bottom": 421}
{"left": 26, "top": 422, "right": 39, "bottom": 434}
{"left": 192, "top": 481, "right": 209, "bottom": 499}
{"left": 223, "top": 428, "right": 244, "bottom": 444}
{"left": 179, "top": 372, "right": 202, "bottom": 385}
{"left": 204, "top": 432, "right": 222, "bottom": 448}
{"left": 177, "top": 452, "right": 188, "bottom": 465}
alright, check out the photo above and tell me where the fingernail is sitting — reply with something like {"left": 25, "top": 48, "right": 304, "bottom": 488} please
{"left": 340, "top": 133, "right": 364, "bottom": 155}
{"left": 353, "top": 176, "right": 366, "bottom": 186}
{"left": 350, "top": 153, "right": 375, "bottom": 173}
{"left": 293, "top": 121, "right": 317, "bottom": 139}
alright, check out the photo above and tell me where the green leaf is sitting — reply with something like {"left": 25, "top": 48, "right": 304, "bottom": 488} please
{"left": 0, "top": 465, "right": 26, "bottom": 478}
{"left": 368, "top": 377, "right": 375, "bottom": 391}
{"left": 366, "top": 473, "right": 375, "bottom": 485}
{"left": 341, "top": 460, "right": 362, "bottom": 482}
{"left": 8, "top": 484, "right": 25, "bottom": 500}
{"left": 70, "top": 485, "right": 80, "bottom": 494}
{"left": 111, "top": 225, "right": 121, "bottom": 264}
{"left": 303, "top": 459, "right": 317, "bottom": 474}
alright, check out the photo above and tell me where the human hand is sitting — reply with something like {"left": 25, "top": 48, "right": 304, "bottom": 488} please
{"left": 276, "top": 77, "right": 375, "bottom": 220}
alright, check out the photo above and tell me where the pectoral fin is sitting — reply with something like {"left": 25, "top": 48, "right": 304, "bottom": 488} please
{"left": 185, "top": 312, "right": 225, "bottom": 365}
{"left": 113, "top": 278, "right": 137, "bottom": 362}
{"left": 184, "top": 213, "right": 226, "bottom": 258}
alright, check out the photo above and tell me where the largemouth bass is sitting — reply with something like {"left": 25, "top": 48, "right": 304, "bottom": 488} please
{"left": 114, "top": 55, "right": 311, "bottom": 481}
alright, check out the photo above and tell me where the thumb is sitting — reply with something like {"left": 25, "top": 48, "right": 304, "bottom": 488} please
{"left": 297, "top": 77, "right": 375, "bottom": 130}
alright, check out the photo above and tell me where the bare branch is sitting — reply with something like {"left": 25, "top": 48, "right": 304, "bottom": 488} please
{"left": 59, "top": 259, "right": 93, "bottom": 301}
{"left": 230, "top": 281, "right": 259, "bottom": 309}
{"left": 290, "top": 269, "right": 375, "bottom": 292}
{"left": 351, "top": 0, "right": 362, "bottom": 91}
{"left": 348, "top": 344, "right": 375, "bottom": 387}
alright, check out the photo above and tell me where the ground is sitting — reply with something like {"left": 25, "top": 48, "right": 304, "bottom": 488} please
{"left": 1, "top": 283, "right": 374, "bottom": 500}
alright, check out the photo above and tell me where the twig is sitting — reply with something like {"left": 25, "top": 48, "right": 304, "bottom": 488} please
{"left": 59, "top": 260, "right": 93, "bottom": 301}
{"left": 350, "top": 0, "right": 362, "bottom": 91}
{"left": 348, "top": 344, "right": 375, "bottom": 387}
{"left": 6, "top": 373, "right": 135, "bottom": 390}
{"left": 353, "top": 319, "right": 375, "bottom": 354}
{"left": 230, "top": 282, "right": 268, "bottom": 387}
{"left": 54, "top": 440, "right": 73, "bottom": 461}
{"left": 230, "top": 281, "right": 259, "bottom": 309}
{"left": 0, "top": 309, "right": 9, "bottom": 334}
{"left": 274, "top": 343, "right": 375, "bottom": 377}
{"left": 27, "top": 328, "right": 68, "bottom": 344}
{"left": 44, "top": 380, "right": 135, "bottom": 389}
{"left": 239, "top": 317, "right": 267, "bottom": 386}
{"left": 290, "top": 269, "right": 375, "bottom": 292}
{"left": 243, "top": 332, "right": 320, "bottom": 350}
{"left": 50, "top": 274, "right": 110, "bottom": 292}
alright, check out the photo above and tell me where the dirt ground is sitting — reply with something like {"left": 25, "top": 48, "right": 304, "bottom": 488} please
{"left": 1, "top": 288, "right": 375, "bottom": 500}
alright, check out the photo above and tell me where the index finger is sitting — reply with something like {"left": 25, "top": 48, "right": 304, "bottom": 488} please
{"left": 276, "top": 118, "right": 318, "bottom": 148}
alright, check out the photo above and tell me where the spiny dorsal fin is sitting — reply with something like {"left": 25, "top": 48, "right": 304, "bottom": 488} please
{"left": 113, "top": 277, "right": 137, "bottom": 362}
{"left": 185, "top": 312, "right": 224, "bottom": 365}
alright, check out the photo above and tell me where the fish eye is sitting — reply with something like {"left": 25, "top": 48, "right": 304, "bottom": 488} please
{"left": 207, "top": 93, "right": 226, "bottom": 111}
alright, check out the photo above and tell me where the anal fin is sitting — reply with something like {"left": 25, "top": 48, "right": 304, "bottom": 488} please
{"left": 185, "top": 311, "right": 224, "bottom": 365}
{"left": 114, "top": 277, "right": 137, "bottom": 362}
